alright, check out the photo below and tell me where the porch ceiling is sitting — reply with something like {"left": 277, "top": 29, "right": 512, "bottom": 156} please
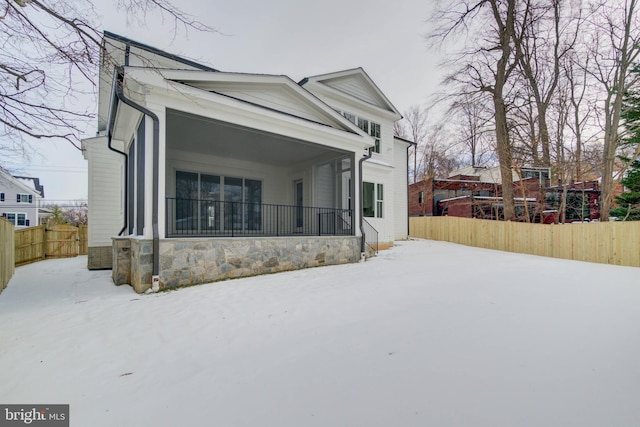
{"left": 166, "top": 110, "right": 347, "bottom": 166}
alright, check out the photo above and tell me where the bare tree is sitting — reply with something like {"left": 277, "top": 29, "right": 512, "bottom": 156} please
{"left": 511, "top": 0, "right": 581, "bottom": 167}
{"left": 429, "top": 0, "right": 519, "bottom": 220}
{"left": 449, "top": 94, "right": 494, "bottom": 166}
{"left": 401, "top": 105, "right": 429, "bottom": 183}
{"left": 585, "top": 0, "right": 640, "bottom": 220}
{"left": 0, "top": 0, "right": 216, "bottom": 159}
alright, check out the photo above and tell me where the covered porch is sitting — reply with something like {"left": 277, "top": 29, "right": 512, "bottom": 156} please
{"left": 108, "top": 68, "right": 375, "bottom": 293}
{"left": 164, "top": 109, "right": 356, "bottom": 238}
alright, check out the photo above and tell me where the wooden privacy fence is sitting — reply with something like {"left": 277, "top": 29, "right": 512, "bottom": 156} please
{"left": 1, "top": 218, "right": 14, "bottom": 293}
{"left": 15, "top": 225, "right": 46, "bottom": 266}
{"left": 410, "top": 216, "right": 640, "bottom": 268}
{"left": 14, "top": 224, "right": 88, "bottom": 267}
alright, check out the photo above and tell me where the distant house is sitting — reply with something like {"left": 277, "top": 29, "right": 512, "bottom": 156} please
{"left": 0, "top": 169, "right": 45, "bottom": 228}
{"left": 82, "top": 32, "right": 412, "bottom": 293}
{"left": 409, "top": 166, "right": 599, "bottom": 222}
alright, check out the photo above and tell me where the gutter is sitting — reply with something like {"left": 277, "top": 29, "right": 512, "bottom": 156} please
{"left": 113, "top": 67, "right": 161, "bottom": 289}
{"left": 358, "top": 147, "right": 374, "bottom": 253}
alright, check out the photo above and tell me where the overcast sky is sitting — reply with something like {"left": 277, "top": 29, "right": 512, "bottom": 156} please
{"left": 16, "top": 0, "right": 444, "bottom": 202}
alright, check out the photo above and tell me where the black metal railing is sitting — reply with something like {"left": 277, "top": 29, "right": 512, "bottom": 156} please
{"left": 166, "top": 198, "right": 354, "bottom": 238}
{"left": 362, "top": 218, "right": 378, "bottom": 255}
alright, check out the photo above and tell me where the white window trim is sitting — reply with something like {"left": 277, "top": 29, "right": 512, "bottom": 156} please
{"left": 2, "top": 212, "right": 29, "bottom": 226}
{"left": 16, "top": 193, "right": 33, "bottom": 203}
{"left": 339, "top": 111, "right": 381, "bottom": 154}
{"left": 363, "top": 181, "right": 384, "bottom": 218}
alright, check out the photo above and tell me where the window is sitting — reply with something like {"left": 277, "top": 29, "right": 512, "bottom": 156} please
{"left": 418, "top": 191, "right": 424, "bottom": 204}
{"left": 0, "top": 192, "right": 4, "bottom": 202}
{"left": 341, "top": 112, "right": 381, "bottom": 154}
{"left": 16, "top": 194, "right": 32, "bottom": 203}
{"left": 370, "top": 122, "right": 381, "bottom": 153}
{"left": 363, "top": 182, "right": 383, "bottom": 218}
{"left": 357, "top": 117, "right": 369, "bottom": 133}
{"left": 342, "top": 111, "right": 356, "bottom": 124}
{"left": 2, "top": 212, "right": 28, "bottom": 226}
{"left": 175, "top": 171, "right": 262, "bottom": 232}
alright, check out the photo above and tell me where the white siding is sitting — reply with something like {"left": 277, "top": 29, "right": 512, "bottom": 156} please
{"left": 211, "top": 86, "right": 332, "bottom": 125}
{"left": 314, "top": 163, "right": 334, "bottom": 208}
{"left": 362, "top": 162, "right": 394, "bottom": 245}
{"left": 85, "top": 137, "right": 125, "bottom": 246}
{"left": 312, "top": 87, "right": 401, "bottom": 245}
{"left": 0, "top": 173, "right": 40, "bottom": 228}
{"left": 393, "top": 140, "right": 410, "bottom": 240}
{"left": 323, "top": 76, "right": 385, "bottom": 108}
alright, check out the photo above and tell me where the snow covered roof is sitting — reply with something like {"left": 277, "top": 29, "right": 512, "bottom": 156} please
{"left": 13, "top": 176, "right": 45, "bottom": 197}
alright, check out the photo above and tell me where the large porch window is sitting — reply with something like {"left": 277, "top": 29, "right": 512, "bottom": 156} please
{"left": 174, "top": 171, "right": 262, "bottom": 233}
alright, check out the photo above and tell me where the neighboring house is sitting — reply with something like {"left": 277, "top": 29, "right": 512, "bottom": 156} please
{"left": 82, "top": 32, "right": 412, "bottom": 293}
{"left": 409, "top": 166, "right": 599, "bottom": 222}
{"left": 0, "top": 169, "right": 44, "bottom": 228}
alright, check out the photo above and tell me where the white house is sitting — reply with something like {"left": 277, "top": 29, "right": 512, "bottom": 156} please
{"left": 0, "top": 169, "right": 44, "bottom": 228}
{"left": 83, "top": 32, "right": 413, "bottom": 293}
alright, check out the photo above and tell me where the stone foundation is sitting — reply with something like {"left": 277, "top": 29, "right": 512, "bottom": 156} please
{"left": 113, "top": 236, "right": 361, "bottom": 293}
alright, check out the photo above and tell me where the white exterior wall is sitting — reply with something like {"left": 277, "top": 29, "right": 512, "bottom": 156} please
{"left": 210, "top": 86, "right": 330, "bottom": 124}
{"left": 309, "top": 90, "right": 400, "bottom": 245}
{"left": 0, "top": 174, "right": 41, "bottom": 228}
{"left": 362, "top": 162, "right": 395, "bottom": 244}
{"left": 84, "top": 136, "right": 125, "bottom": 247}
{"left": 393, "top": 140, "right": 410, "bottom": 240}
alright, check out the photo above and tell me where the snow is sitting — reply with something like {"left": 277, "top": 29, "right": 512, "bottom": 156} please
{"left": 1, "top": 239, "right": 639, "bottom": 426}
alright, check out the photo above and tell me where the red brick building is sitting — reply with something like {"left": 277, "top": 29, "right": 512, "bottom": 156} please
{"left": 409, "top": 167, "right": 600, "bottom": 222}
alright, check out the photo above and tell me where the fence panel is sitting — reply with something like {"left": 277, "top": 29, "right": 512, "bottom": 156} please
{"left": 1, "top": 218, "right": 15, "bottom": 292}
{"left": 15, "top": 225, "right": 46, "bottom": 266}
{"left": 46, "top": 225, "right": 79, "bottom": 259}
{"left": 78, "top": 224, "right": 88, "bottom": 255}
{"left": 410, "top": 217, "right": 640, "bottom": 268}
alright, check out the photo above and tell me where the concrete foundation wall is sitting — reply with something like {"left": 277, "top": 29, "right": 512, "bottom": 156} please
{"left": 113, "top": 236, "right": 361, "bottom": 293}
{"left": 88, "top": 246, "right": 114, "bottom": 270}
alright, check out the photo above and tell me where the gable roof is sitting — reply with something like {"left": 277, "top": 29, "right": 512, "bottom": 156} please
{"left": 13, "top": 176, "right": 45, "bottom": 198}
{"left": 300, "top": 68, "right": 401, "bottom": 118}
{"left": 0, "top": 170, "right": 44, "bottom": 197}
{"left": 155, "top": 70, "right": 368, "bottom": 136}
{"left": 103, "top": 31, "right": 218, "bottom": 72}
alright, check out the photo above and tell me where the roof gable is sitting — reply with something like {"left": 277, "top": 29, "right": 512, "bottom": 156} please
{"left": 0, "top": 170, "right": 43, "bottom": 197}
{"left": 167, "top": 72, "right": 365, "bottom": 134}
{"left": 301, "top": 68, "right": 401, "bottom": 117}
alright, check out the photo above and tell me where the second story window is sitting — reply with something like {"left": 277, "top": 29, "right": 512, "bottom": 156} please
{"left": 370, "top": 122, "right": 381, "bottom": 153}
{"left": 341, "top": 112, "right": 381, "bottom": 154}
{"left": 0, "top": 192, "right": 4, "bottom": 202}
{"left": 16, "top": 194, "right": 32, "bottom": 203}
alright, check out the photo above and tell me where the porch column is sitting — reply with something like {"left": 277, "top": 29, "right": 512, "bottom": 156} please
{"left": 141, "top": 104, "right": 166, "bottom": 240}
{"left": 354, "top": 151, "right": 362, "bottom": 237}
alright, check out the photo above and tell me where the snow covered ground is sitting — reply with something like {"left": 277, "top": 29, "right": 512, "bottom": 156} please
{"left": 1, "top": 239, "right": 639, "bottom": 427}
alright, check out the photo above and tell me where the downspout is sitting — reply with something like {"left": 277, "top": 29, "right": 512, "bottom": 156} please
{"left": 406, "top": 143, "right": 412, "bottom": 237}
{"left": 358, "top": 147, "right": 374, "bottom": 253}
{"left": 114, "top": 67, "right": 160, "bottom": 289}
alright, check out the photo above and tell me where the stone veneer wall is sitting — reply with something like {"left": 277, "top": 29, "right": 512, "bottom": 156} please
{"left": 113, "top": 236, "right": 361, "bottom": 293}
